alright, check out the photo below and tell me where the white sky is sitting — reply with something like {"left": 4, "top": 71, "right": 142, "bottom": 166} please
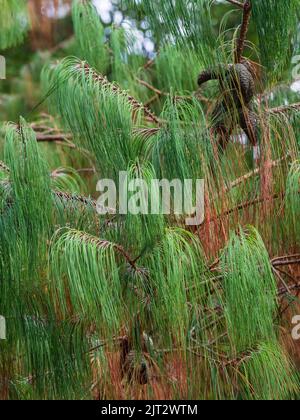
{"left": 291, "top": 80, "right": 300, "bottom": 93}
{"left": 93, "top": 0, "right": 113, "bottom": 24}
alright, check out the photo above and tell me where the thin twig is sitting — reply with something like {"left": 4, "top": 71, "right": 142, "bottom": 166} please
{"left": 275, "top": 266, "right": 298, "bottom": 283}
{"left": 144, "top": 94, "right": 160, "bottom": 107}
{"left": 143, "top": 57, "right": 155, "bottom": 70}
{"left": 273, "top": 259, "right": 300, "bottom": 268}
{"left": 36, "top": 134, "right": 72, "bottom": 142}
{"left": 222, "top": 346, "right": 260, "bottom": 368}
{"left": 224, "top": 155, "right": 288, "bottom": 193}
{"left": 278, "top": 282, "right": 300, "bottom": 298}
{"left": 272, "top": 254, "right": 300, "bottom": 263}
{"left": 272, "top": 267, "right": 291, "bottom": 295}
{"left": 136, "top": 77, "right": 210, "bottom": 111}
{"left": 206, "top": 191, "right": 285, "bottom": 225}
{"left": 136, "top": 78, "right": 162, "bottom": 96}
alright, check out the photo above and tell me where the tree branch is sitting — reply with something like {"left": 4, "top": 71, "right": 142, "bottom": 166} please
{"left": 266, "top": 102, "right": 300, "bottom": 115}
{"left": 36, "top": 134, "right": 72, "bottom": 142}
{"left": 81, "top": 63, "right": 160, "bottom": 125}
{"left": 207, "top": 191, "right": 285, "bottom": 225}
{"left": 0, "top": 161, "right": 10, "bottom": 173}
{"left": 235, "top": 1, "right": 252, "bottom": 63}
{"left": 224, "top": 155, "right": 288, "bottom": 192}
{"left": 273, "top": 259, "right": 300, "bottom": 268}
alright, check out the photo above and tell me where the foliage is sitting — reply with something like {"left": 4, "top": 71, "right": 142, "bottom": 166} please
{"left": 0, "top": 0, "right": 29, "bottom": 50}
{"left": 0, "top": 0, "right": 300, "bottom": 400}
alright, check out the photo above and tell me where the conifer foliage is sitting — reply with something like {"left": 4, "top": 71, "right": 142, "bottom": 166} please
{"left": 0, "top": 0, "right": 300, "bottom": 400}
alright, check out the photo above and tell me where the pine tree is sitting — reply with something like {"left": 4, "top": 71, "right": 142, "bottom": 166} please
{"left": 0, "top": 0, "right": 300, "bottom": 400}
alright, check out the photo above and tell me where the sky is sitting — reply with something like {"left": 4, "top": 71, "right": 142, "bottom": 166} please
{"left": 291, "top": 80, "right": 300, "bottom": 93}
{"left": 93, "top": 0, "right": 115, "bottom": 24}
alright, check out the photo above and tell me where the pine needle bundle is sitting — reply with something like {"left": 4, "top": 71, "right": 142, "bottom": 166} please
{"left": 285, "top": 161, "right": 300, "bottom": 243}
{"left": 72, "top": 0, "right": 109, "bottom": 73}
{"left": 49, "top": 228, "right": 124, "bottom": 334}
{"left": 42, "top": 58, "right": 141, "bottom": 179}
{"left": 252, "top": 0, "right": 298, "bottom": 83}
{"left": 221, "top": 227, "right": 277, "bottom": 352}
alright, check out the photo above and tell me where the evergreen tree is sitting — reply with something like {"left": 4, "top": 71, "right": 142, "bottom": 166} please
{"left": 0, "top": 0, "right": 300, "bottom": 400}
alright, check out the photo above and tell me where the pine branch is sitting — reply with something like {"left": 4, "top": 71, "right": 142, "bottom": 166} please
{"left": 136, "top": 78, "right": 163, "bottom": 96}
{"left": 207, "top": 191, "right": 285, "bottom": 225}
{"left": 222, "top": 346, "right": 260, "bottom": 368}
{"left": 272, "top": 254, "right": 300, "bottom": 264}
{"left": 81, "top": 62, "right": 160, "bottom": 125}
{"left": 278, "top": 282, "right": 300, "bottom": 297}
{"left": 67, "top": 230, "right": 139, "bottom": 271}
{"left": 224, "top": 155, "right": 288, "bottom": 192}
{"left": 204, "top": 184, "right": 300, "bottom": 228}
{"left": 36, "top": 134, "right": 72, "bottom": 142}
{"left": 54, "top": 190, "right": 97, "bottom": 209}
{"left": 235, "top": 1, "right": 252, "bottom": 63}
{"left": 266, "top": 102, "right": 300, "bottom": 115}
{"left": 273, "top": 258, "right": 300, "bottom": 268}
{"left": 0, "top": 160, "right": 10, "bottom": 173}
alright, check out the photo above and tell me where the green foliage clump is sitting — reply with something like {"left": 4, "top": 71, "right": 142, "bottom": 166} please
{"left": 72, "top": 0, "right": 109, "bottom": 73}
{"left": 252, "top": 0, "right": 298, "bottom": 83}
{"left": 0, "top": 0, "right": 29, "bottom": 50}
{"left": 221, "top": 227, "right": 277, "bottom": 351}
{"left": 42, "top": 57, "right": 137, "bottom": 180}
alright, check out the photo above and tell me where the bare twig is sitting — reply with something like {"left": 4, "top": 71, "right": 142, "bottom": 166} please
{"left": 136, "top": 78, "right": 163, "bottom": 96}
{"left": 49, "top": 36, "right": 75, "bottom": 54}
{"left": 273, "top": 259, "right": 300, "bottom": 268}
{"left": 272, "top": 267, "right": 292, "bottom": 295}
{"left": 225, "top": 155, "right": 288, "bottom": 192}
{"left": 278, "top": 282, "right": 300, "bottom": 298}
{"left": 222, "top": 346, "right": 260, "bottom": 368}
{"left": 207, "top": 184, "right": 300, "bottom": 226}
{"left": 36, "top": 134, "right": 72, "bottom": 142}
{"left": 143, "top": 57, "right": 155, "bottom": 70}
{"left": 206, "top": 191, "right": 285, "bottom": 226}
{"left": 76, "top": 168, "right": 96, "bottom": 174}
{"left": 272, "top": 254, "right": 300, "bottom": 264}
{"left": 144, "top": 94, "right": 160, "bottom": 107}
